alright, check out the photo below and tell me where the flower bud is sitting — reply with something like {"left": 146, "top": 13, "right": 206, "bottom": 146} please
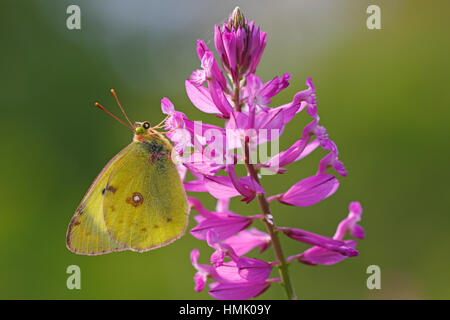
{"left": 215, "top": 8, "right": 267, "bottom": 81}
{"left": 228, "top": 6, "right": 246, "bottom": 30}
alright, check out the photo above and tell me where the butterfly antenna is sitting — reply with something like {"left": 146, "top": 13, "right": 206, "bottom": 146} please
{"left": 94, "top": 102, "right": 133, "bottom": 130}
{"left": 110, "top": 89, "right": 133, "bottom": 127}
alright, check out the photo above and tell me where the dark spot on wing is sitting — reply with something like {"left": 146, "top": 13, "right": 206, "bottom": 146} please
{"left": 106, "top": 185, "right": 117, "bottom": 193}
{"left": 166, "top": 217, "right": 172, "bottom": 222}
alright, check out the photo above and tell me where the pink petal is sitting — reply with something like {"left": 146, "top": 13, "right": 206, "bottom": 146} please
{"left": 209, "top": 281, "right": 270, "bottom": 300}
{"left": 294, "top": 139, "right": 320, "bottom": 161}
{"left": 222, "top": 32, "right": 237, "bottom": 73}
{"left": 237, "top": 257, "right": 272, "bottom": 282}
{"left": 185, "top": 80, "right": 219, "bottom": 114}
{"left": 194, "top": 272, "right": 206, "bottom": 292}
{"left": 214, "top": 261, "right": 242, "bottom": 282}
{"left": 223, "top": 228, "right": 271, "bottom": 256}
{"left": 204, "top": 175, "right": 241, "bottom": 199}
{"left": 333, "top": 201, "right": 364, "bottom": 240}
{"left": 189, "top": 198, "right": 257, "bottom": 241}
{"left": 183, "top": 179, "right": 208, "bottom": 192}
{"left": 215, "top": 198, "right": 230, "bottom": 212}
{"left": 190, "top": 213, "right": 253, "bottom": 241}
{"left": 214, "top": 25, "right": 226, "bottom": 63}
{"left": 298, "top": 240, "right": 357, "bottom": 266}
{"left": 226, "top": 165, "right": 265, "bottom": 202}
{"left": 207, "top": 80, "right": 233, "bottom": 118}
{"left": 279, "top": 227, "right": 357, "bottom": 257}
{"left": 270, "top": 174, "right": 339, "bottom": 207}
{"left": 161, "top": 97, "right": 175, "bottom": 114}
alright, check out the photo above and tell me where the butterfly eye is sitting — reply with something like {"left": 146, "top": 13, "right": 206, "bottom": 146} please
{"left": 142, "top": 122, "right": 150, "bottom": 129}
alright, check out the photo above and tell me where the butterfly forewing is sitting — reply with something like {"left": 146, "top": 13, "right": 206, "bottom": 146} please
{"left": 66, "top": 144, "right": 132, "bottom": 255}
{"left": 102, "top": 140, "right": 188, "bottom": 252}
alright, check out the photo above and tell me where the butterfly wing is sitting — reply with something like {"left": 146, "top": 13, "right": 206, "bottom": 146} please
{"left": 66, "top": 144, "right": 132, "bottom": 255}
{"left": 102, "top": 140, "right": 188, "bottom": 251}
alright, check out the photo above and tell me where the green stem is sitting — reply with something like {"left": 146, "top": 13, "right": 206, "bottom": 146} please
{"left": 233, "top": 77, "right": 241, "bottom": 112}
{"left": 244, "top": 154, "right": 296, "bottom": 300}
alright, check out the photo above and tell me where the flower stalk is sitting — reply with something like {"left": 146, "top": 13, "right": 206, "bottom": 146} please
{"left": 239, "top": 90, "right": 296, "bottom": 299}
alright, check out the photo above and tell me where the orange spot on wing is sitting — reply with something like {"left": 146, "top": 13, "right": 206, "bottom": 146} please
{"left": 126, "top": 192, "right": 144, "bottom": 207}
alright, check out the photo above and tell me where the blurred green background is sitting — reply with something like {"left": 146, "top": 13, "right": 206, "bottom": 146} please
{"left": 1, "top": 0, "right": 449, "bottom": 299}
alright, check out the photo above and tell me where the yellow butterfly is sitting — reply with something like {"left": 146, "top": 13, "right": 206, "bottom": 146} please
{"left": 66, "top": 90, "right": 188, "bottom": 255}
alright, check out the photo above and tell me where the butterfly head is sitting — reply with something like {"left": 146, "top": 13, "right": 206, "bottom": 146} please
{"left": 134, "top": 121, "right": 152, "bottom": 136}
{"left": 134, "top": 121, "right": 159, "bottom": 141}
{"left": 133, "top": 121, "right": 170, "bottom": 146}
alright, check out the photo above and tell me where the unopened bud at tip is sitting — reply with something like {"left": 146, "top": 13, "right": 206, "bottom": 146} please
{"left": 229, "top": 6, "right": 245, "bottom": 29}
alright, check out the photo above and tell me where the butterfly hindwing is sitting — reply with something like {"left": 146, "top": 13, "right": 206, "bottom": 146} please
{"left": 66, "top": 145, "right": 133, "bottom": 255}
{"left": 102, "top": 139, "right": 188, "bottom": 251}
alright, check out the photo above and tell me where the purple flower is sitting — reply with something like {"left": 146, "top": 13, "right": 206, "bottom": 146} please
{"left": 193, "top": 40, "right": 228, "bottom": 90}
{"left": 185, "top": 80, "right": 219, "bottom": 114}
{"left": 182, "top": 155, "right": 225, "bottom": 176}
{"left": 190, "top": 41, "right": 234, "bottom": 119}
{"left": 191, "top": 248, "right": 272, "bottom": 299}
{"left": 190, "top": 249, "right": 220, "bottom": 292}
{"left": 268, "top": 174, "right": 339, "bottom": 207}
{"left": 209, "top": 264, "right": 276, "bottom": 300}
{"left": 223, "top": 228, "right": 271, "bottom": 256}
{"left": 198, "top": 169, "right": 265, "bottom": 203}
{"left": 207, "top": 230, "right": 273, "bottom": 283}
{"left": 206, "top": 230, "right": 241, "bottom": 266}
{"left": 254, "top": 78, "right": 330, "bottom": 173}
{"left": 279, "top": 227, "right": 358, "bottom": 258}
{"left": 335, "top": 202, "right": 364, "bottom": 240}
{"left": 225, "top": 165, "right": 265, "bottom": 202}
{"left": 295, "top": 241, "right": 357, "bottom": 266}
{"left": 271, "top": 77, "right": 316, "bottom": 119}
{"left": 259, "top": 120, "right": 321, "bottom": 173}
{"left": 208, "top": 277, "right": 274, "bottom": 300}
{"left": 288, "top": 202, "right": 364, "bottom": 265}
{"left": 214, "top": 8, "right": 267, "bottom": 78}
{"left": 245, "top": 73, "right": 291, "bottom": 109}
{"left": 190, "top": 230, "right": 278, "bottom": 300}
{"left": 161, "top": 97, "right": 226, "bottom": 149}
{"left": 189, "top": 197, "right": 262, "bottom": 241}
{"left": 225, "top": 102, "right": 301, "bottom": 149}
{"left": 317, "top": 140, "right": 347, "bottom": 177}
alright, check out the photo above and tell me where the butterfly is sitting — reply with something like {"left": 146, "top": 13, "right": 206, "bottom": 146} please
{"left": 66, "top": 90, "right": 188, "bottom": 255}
